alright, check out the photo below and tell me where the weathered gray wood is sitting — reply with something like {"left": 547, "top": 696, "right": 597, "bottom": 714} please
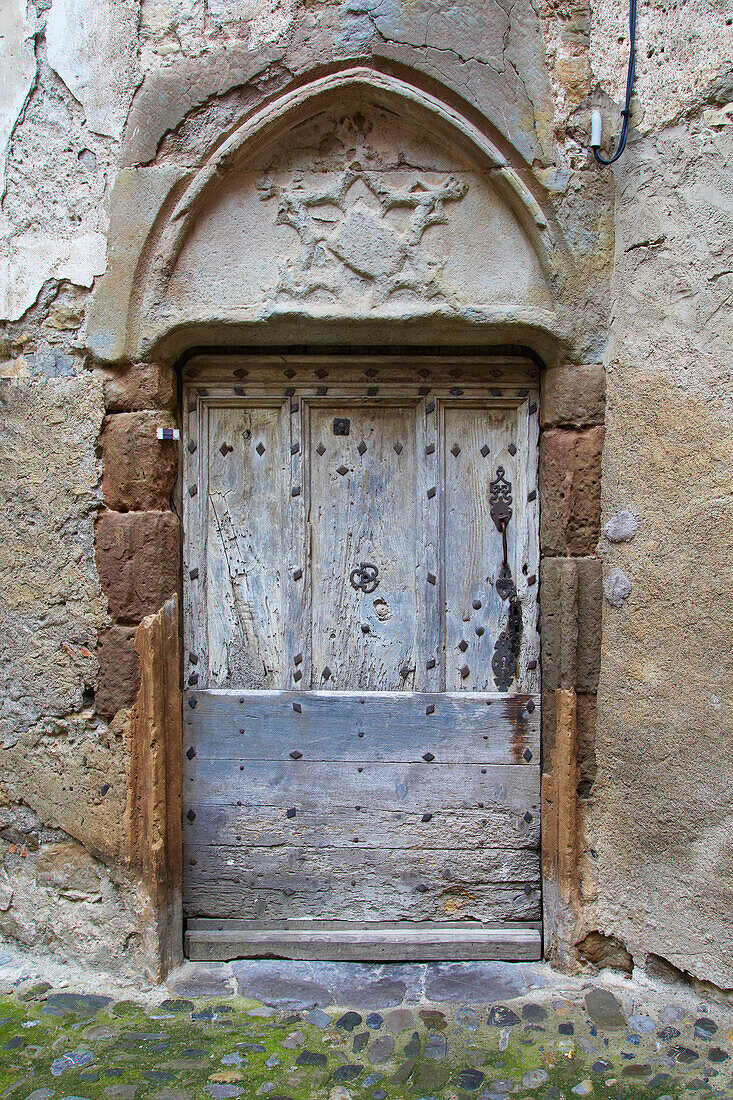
{"left": 186, "top": 757, "right": 539, "bottom": 813}
{"left": 182, "top": 368, "right": 542, "bottom": 955}
{"left": 185, "top": 919, "right": 542, "bottom": 961}
{"left": 185, "top": 354, "right": 541, "bottom": 388}
{"left": 183, "top": 690, "right": 540, "bottom": 764}
{"left": 184, "top": 379, "right": 540, "bottom": 695}
{"left": 184, "top": 802, "right": 540, "bottom": 851}
{"left": 206, "top": 403, "right": 288, "bottom": 687}
{"left": 183, "top": 845, "right": 540, "bottom": 921}
{"left": 309, "top": 402, "right": 420, "bottom": 690}
{"left": 444, "top": 404, "right": 515, "bottom": 691}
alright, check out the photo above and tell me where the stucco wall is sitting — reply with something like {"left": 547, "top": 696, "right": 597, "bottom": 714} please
{"left": 0, "top": 0, "right": 731, "bottom": 983}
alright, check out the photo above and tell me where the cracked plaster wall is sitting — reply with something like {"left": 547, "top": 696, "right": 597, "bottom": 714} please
{"left": 0, "top": 0, "right": 729, "bottom": 982}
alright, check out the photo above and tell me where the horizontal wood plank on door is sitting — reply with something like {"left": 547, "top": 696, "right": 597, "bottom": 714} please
{"left": 183, "top": 845, "right": 540, "bottom": 922}
{"left": 184, "top": 803, "right": 540, "bottom": 851}
{"left": 183, "top": 690, "right": 540, "bottom": 765}
{"left": 185, "top": 919, "right": 542, "bottom": 962}
{"left": 186, "top": 758, "right": 540, "bottom": 815}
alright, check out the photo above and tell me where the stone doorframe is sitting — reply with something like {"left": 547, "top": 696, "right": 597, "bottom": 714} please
{"left": 94, "top": 346, "right": 604, "bottom": 978}
{"left": 88, "top": 60, "right": 606, "bottom": 978}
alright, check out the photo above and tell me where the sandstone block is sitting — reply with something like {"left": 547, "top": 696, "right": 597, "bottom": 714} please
{"left": 576, "top": 559, "right": 602, "bottom": 692}
{"left": 541, "top": 365, "right": 605, "bottom": 429}
{"left": 96, "top": 625, "right": 140, "bottom": 718}
{"left": 101, "top": 362, "right": 177, "bottom": 412}
{"left": 540, "top": 427, "right": 604, "bottom": 556}
{"left": 101, "top": 411, "right": 178, "bottom": 511}
{"left": 96, "top": 511, "right": 180, "bottom": 623}
{"left": 540, "top": 556, "right": 602, "bottom": 692}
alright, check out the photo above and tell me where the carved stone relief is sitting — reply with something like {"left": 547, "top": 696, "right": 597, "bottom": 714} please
{"left": 163, "top": 102, "right": 552, "bottom": 330}
{"left": 256, "top": 167, "right": 469, "bottom": 307}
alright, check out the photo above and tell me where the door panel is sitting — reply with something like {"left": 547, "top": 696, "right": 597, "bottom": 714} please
{"left": 204, "top": 403, "right": 288, "bottom": 688}
{"left": 182, "top": 361, "right": 541, "bottom": 961}
{"left": 443, "top": 404, "right": 533, "bottom": 690}
{"left": 308, "top": 403, "right": 421, "bottom": 690}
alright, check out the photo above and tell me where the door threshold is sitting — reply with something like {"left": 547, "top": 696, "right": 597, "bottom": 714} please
{"left": 185, "top": 919, "right": 542, "bottom": 962}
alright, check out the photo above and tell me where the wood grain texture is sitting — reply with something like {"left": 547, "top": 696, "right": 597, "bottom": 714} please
{"left": 127, "top": 596, "right": 183, "bottom": 978}
{"left": 183, "top": 690, "right": 540, "bottom": 764}
{"left": 185, "top": 919, "right": 542, "bottom": 961}
{"left": 206, "top": 404, "right": 287, "bottom": 687}
{"left": 184, "top": 803, "right": 540, "bottom": 851}
{"left": 184, "top": 844, "right": 540, "bottom": 921}
{"left": 181, "top": 366, "right": 542, "bottom": 950}
{"left": 308, "top": 402, "right": 420, "bottom": 690}
{"left": 183, "top": 376, "right": 540, "bottom": 695}
{"left": 185, "top": 757, "right": 540, "bottom": 814}
{"left": 444, "top": 404, "right": 514, "bottom": 690}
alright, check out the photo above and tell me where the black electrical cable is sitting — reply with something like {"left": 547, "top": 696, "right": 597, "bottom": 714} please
{"left": 593, "top": 0, "right": 637, "bottom": 165}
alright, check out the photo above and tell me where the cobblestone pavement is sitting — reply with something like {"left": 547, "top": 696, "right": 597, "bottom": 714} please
{"left": 0, "top": 956, "right": 731, "bottom": 1100}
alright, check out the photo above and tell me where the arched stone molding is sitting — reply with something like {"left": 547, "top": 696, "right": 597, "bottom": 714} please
{"left": 89, "top": 65, "right": 576, "bottom": 366}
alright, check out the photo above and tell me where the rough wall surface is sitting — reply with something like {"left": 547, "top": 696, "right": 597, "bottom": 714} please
{"left": 592, "top": 119, "right": 733, "bottom": 986}
{"left": 0, "top": 0, "right": 730, "bottom": 983}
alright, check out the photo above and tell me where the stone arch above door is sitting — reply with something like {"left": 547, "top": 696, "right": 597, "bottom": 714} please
{"left": 89, "top": 67, "right": 571, "bottom": 365}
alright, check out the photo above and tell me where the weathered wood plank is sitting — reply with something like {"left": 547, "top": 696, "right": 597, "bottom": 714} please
{"left": 185, "top": 919, "right": 542, "bottom": 962}
{"left": 185, "top": 355, "right": 541, "bottom": 388}
{"left": 183, "top": 845, "right": 540, "bottom": 921}
{"left": 185, "top": 757, "right": 540, "bottom": 815}
{"left": 183, "top": 391, "right": 207, "bottom": 686}
{"left": 183, "top": 690, "right": 540, "bottom": 765}
{"left": 309, "top": 402, "right": 420, "bottom": 690}
{"left": 419, "top": 393, "right": 442, "bottom": 691}
{"left": 184, "top": 802, "right": 540, "bottom": 851}
{"left": 206, "top": 403, "right": 289, "bottom": 688}
{"left": 443, "top": 402, "right": 534, "bottom": 692}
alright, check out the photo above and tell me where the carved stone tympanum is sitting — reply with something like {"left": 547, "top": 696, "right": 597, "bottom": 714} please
{"left": 257, "top": 167, "right": 469, "bottom": 307}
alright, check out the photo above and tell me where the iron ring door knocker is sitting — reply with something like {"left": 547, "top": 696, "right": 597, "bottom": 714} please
{"left": 350, "top": 562, "right": 380, "bottom": 594}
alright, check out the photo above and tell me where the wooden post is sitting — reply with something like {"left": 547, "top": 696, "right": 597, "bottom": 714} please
{"left": 554, "top": 687, "right": 578, "bottom": 902}
{"left": 126, "top": 596, "right": 183, "bottom": 979}
{"left": 541, "top": 555, "right": 581, "bottom": 958}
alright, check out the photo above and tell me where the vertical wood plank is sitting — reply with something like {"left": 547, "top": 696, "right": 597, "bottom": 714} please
{"left": 127, "top": 596, "right": 183, "bottom": 978}
{"left": 420, "top": 393, "right": 442, "bottom": 691}
{"left": 205, "top": 403, "right": 287, "bottom": 688}
{"left": 443, "top": 404, "right": 515, "bottom": 691}
{"left": 182, "top": 392, "right": 205, "bottom": 685}
{"left": 308, "top": 402, "right": 420, "bottom": 690}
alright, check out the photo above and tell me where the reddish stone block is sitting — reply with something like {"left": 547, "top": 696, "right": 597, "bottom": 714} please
{"left": 101, "top": 410, "right": 178, "bottom": 511}
{"left": 96, "top": 625, "right": 140, "bottom": 718}
{"left": 540, "top": 427, "right": 604, "bottom": 556}
{"left": 540, "top": 556, "right": 602, "bottom": 693}
{"left": 101, "top": 361, "right": 177, "bottom": 413}
{"left": 96, "top": 510, "right": 180, "bottom": 623}
{"left": 541, "top": 364, "right": 605, "bottom": 428}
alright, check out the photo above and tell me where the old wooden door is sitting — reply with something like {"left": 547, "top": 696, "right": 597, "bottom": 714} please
{"left": 182, "top": 356, "right": 541, "bottom": 961}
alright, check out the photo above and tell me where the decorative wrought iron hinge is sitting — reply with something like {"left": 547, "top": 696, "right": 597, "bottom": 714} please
{"left": 489, "top": 465, "right": 522, "bottom": 689}
{"left": 490, "top": 466, "right": 516, "bottom": 600}
{"left": 492, "top": 596, "right": 523, "bottom": 691}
